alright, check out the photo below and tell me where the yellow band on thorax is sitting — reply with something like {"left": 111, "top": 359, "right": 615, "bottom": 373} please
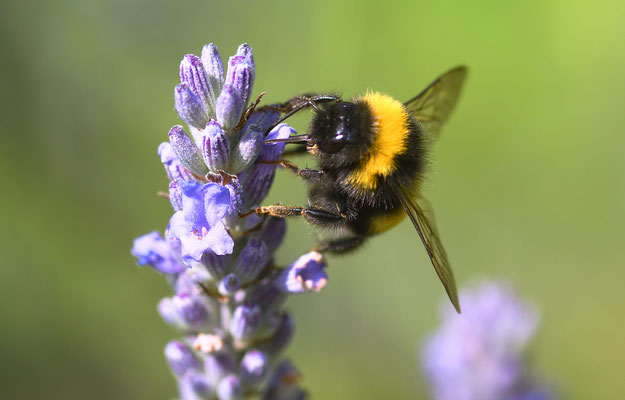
{"left": 348, "top": 92, "right": 410, "bottom": 190}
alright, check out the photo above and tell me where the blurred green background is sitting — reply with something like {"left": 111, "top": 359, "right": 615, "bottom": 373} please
{"left": 2, "top": 0, "right": 624, "bottom": 398}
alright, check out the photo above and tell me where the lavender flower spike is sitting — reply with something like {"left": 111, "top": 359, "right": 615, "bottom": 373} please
{"left": 132, "top": 43, "right": 323, "bottom": 399}
{"left": 422, "top": 281, "right": 555, "bottom": 400}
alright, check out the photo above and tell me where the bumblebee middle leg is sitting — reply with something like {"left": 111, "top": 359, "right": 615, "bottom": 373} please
{"left": 315, "top": 236, "right": 366, "bottom": 254}
{"left": 251, "top": 204, "right": 346, "bottom": 230}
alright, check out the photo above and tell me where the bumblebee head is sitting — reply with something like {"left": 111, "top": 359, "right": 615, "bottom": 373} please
{"left": 308, "top": 101, "right": 374, "bottom": 167}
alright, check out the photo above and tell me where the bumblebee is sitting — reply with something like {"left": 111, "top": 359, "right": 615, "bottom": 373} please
{"left": 254, "top": 67, "right": 467, "bottom": 312}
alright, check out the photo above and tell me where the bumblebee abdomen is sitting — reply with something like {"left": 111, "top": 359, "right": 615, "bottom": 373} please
{"left": 366, "top": 206, "right": 407, "bottom": 234}
{"left": 346, "top": 92, "right": 413, "bottom": 192}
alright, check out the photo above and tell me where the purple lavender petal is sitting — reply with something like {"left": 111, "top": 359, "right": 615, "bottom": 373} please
{"left": 169, "top": 181, "right": 234, "bottom": 265}
{"left": 169, "top": 180, "right": 183, "bottom": 211}
{"left": 131, "top": 231, "right": 185, "bottom": 275}
{"left": 277, "top": 251, "right": 328, "bottom": 293}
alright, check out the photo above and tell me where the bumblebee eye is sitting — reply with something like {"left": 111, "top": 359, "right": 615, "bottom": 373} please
{"left": 318, "top": 133, "right": 346, "bottom": 153}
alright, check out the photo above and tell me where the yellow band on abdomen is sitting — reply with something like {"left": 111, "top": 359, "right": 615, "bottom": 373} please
{"left": 348, "top": 92, "right": 410, "bottom": 190}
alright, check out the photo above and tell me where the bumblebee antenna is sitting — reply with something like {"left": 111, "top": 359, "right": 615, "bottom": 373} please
{"left": 262, "top": 94, "right": 341, "bottom": 136}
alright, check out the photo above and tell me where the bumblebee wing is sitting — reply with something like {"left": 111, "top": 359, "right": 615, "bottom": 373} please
{"left": 393, "top": 186, "right": 461, "bottom": 313}
{"left": 404, "top": 66, "right": 467, "bottom": 141}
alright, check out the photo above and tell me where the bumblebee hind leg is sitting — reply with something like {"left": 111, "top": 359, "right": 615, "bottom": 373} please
{"left": 249, "top": 204, "right": 346, "bottom": 230}
{"left": 315, "top": 236, "right": 366, "bottom": 254}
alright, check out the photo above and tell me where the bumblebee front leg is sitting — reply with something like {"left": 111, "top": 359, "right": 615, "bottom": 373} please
{"left": 261, "top": 159, "right": 325, "bottom": 183}
{"left": 250, "top": 204, "right": 346, "bottom": 230}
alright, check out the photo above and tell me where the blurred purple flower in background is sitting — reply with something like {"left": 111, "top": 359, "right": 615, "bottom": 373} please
{"left": 131, "top": 43, "right": 325, "bottom": 399}
{"left": 422, "top": 282, "right": 555, "bottom": 400}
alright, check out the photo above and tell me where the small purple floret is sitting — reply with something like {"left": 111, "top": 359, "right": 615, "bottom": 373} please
{"left": 169, "top": 180, "right": 234, "bottom": 265}
{"left": 131, "top": 231, "right": 185, "bottom": 275}
{"left": 165, "top": 341, "right": 202, "bottom": 377}
{"left": 277, "top": 251, "right": 328, "bottom": 293}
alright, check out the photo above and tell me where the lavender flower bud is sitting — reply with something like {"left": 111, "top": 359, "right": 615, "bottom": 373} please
{"left": 230, "top": 305, "right": 262, "bottom": 342}
{"left": 215, "top": 84, "right": 244, "bottom": 131}
{"left": 168, "top": 125, "right": 209, "bottom": 175}
{"left": 259, "top": 217, "right": 287, "bottom": 253}
{"left": 263, "top": 360, "right": 307, "bottom": 400}
{"left": 165, "top": 341, "right": 201, "bottom": 377}
{"left": 179, "top": 370, "right": 213, "bottom": 400}
{"left": 225, "top": 44, "right": 255, "bottom": 107}
{"left": 247, "top": 282, "right": 286, "bottom": 312}
{"left": 258, "top": 313, "right": 294, "bottom": 356}
{"left": 240, "top": 350, "right": 269, "bottom": 387}
{"left": 234, "top": 238, "right": 268, "bottom": 284}
{"left": 168, "top": 180, "right": 183, "bottom": 211}
{"left": 201, "top": 43, "right": 225, "bottom": 99}
{"left": 157, "top": 297, "right": 178, "bottom": 326}
{"left": 217, "top": 374, "right": 244, "bottom": 400}
{"left": 240, "top": 124, "right": 295, "bottom": 207}
{"left": 175, "top": 293, "right": 211, "bottom": 328}
{"left": 131, "top": 231, "right": 184, "bottom": 275}
{"left": 205, "top": 352, "right": 235, "bottom": 386}
{"left": 180, "top": 54, "right": 215, "bottom": 116}
{"left": 201, "top": 251, "right": 230, "bottom": 281}
{"left": 277, "top": 252, "right": 328, "bottom": 293}
{"left": 422, "top": 282, "right": 545, "bottom": 400}
{"left": 175, "top": 84, "right": 208, "bottom": 129}
{"left": 159, "top": 294, "right": 211, "bottom": 331}
{"left": 219, "top": 273, "right": 241, "bottom": 295}
{"left": 225, "top": 178, "right": 243, "bottom": 226}
{"left": 236, "top": 43, "right": 254, "bottom": 61}
{"left": 158, "top": 142, "right": 194, "bottom": 181}
{"left": 202, "top": 120, "right": 230, "bottom": 172}
{"left": 229, "top": 124, "right": 263, "bottom": 174}
{"left": 174, "top": 265, "right": 212, "bottom": 295}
